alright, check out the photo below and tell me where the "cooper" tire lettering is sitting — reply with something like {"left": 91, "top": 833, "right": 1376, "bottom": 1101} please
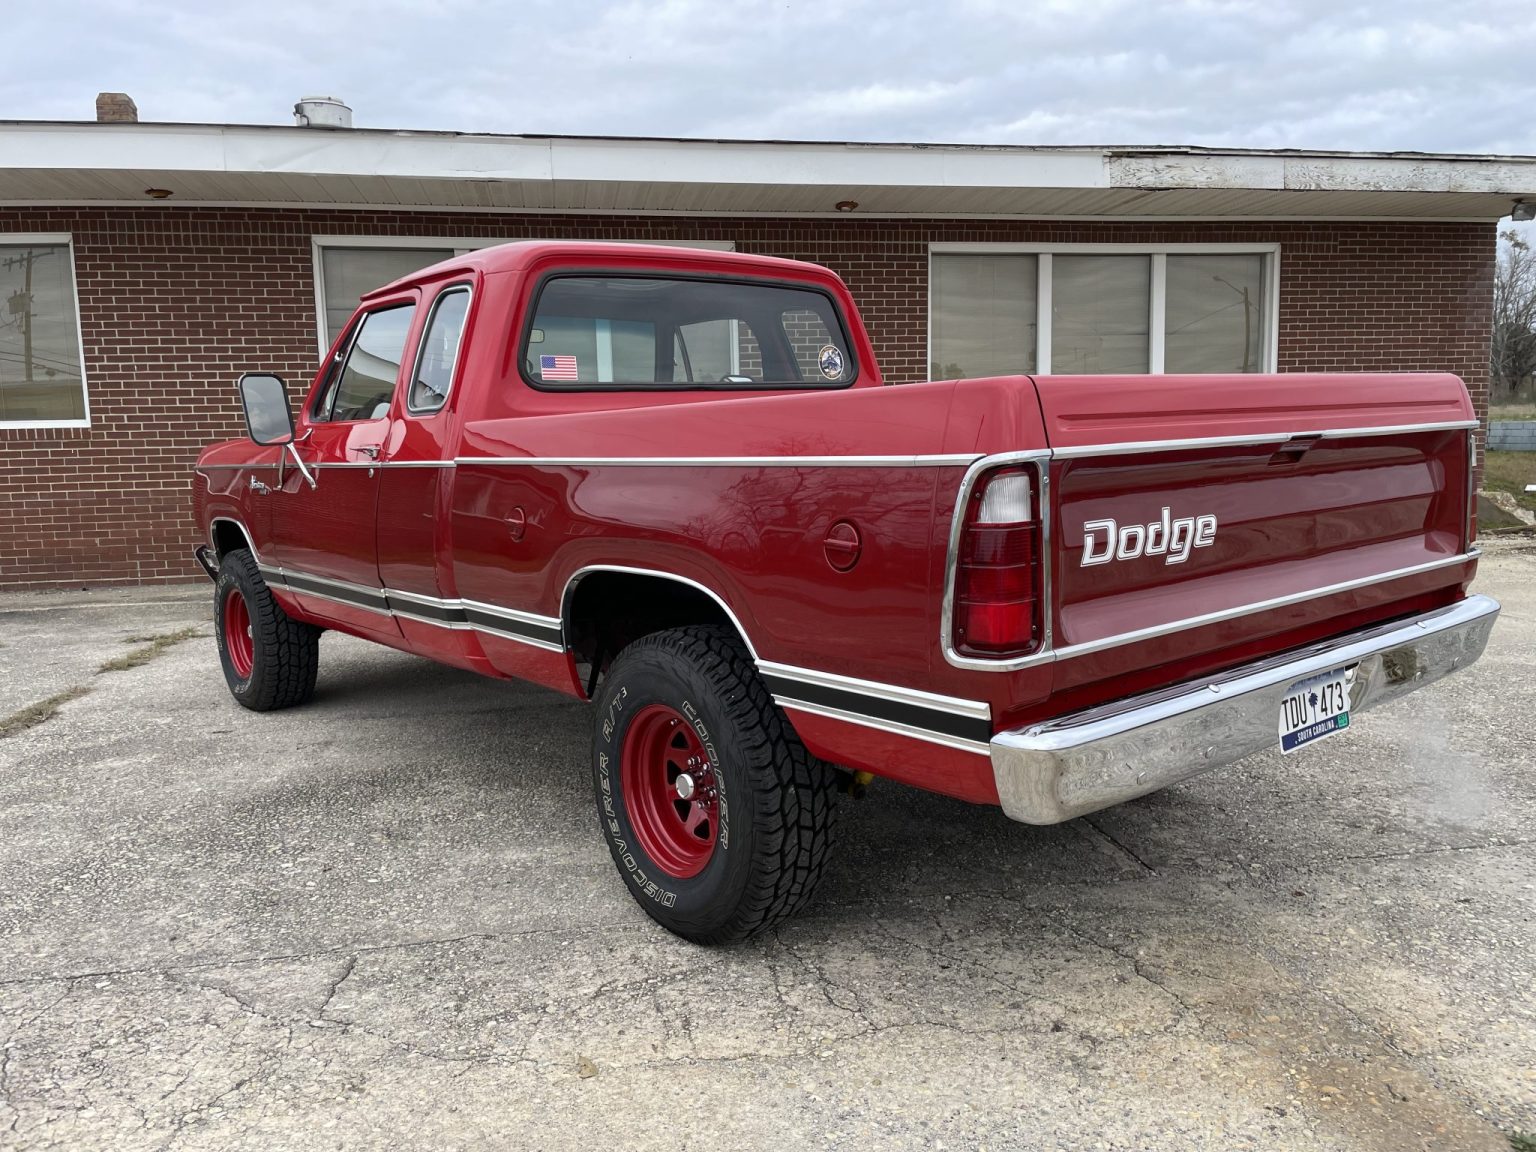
{"left": 681, "top": 699, "right": 728, "bottom": 850}
{"left": 600, "top": 683, "right": 680, "bottom": 908}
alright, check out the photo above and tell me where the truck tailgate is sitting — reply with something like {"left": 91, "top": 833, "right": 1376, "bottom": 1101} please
{"left": 1034, "top": 372, "right": 1478, "bottom": 699}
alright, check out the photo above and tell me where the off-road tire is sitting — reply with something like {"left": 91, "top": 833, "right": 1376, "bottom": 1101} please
{"left": 214, "top": 548, "right": 320, "bottom": 711}
{"left": 592, "top": 625, "right": 842, "bottom": 944}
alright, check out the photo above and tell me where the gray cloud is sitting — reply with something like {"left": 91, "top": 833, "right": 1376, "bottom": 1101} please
{"left": 4, "top": 0, "right": 1534, "bottom": 155}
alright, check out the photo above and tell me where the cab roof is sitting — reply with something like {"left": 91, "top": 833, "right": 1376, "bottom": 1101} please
{"left": 360, "top": 241, "right": 837, "bottom": 301}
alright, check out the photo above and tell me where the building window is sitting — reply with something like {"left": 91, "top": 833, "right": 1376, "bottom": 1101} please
{"left": 319, "top": 246, "right": 451, "bottom": 349}
{"left": 312, "top": 237, "right": 737, "bottom": 357}
{"left": 1051, "top": 255, "right": 1151, "bottom": 374}
{"left": 930, "top": 244, "right": 1277, "bottom": 378}
{"left": 1, "top": 236, "right": 88, "bottom": 427}
{"left": 1163, "top": 252, "right": 1268, "bottom": 373}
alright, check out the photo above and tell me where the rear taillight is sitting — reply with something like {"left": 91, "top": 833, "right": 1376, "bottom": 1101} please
{"left": 1466, "top": 428, "right": 1478, "bottom": 547}
{"left": 952, "top": 468, "right": 1043, "bottom": 657}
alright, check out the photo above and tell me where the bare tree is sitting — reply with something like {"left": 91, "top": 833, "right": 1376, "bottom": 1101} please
{"left": 1492, "top": 229, "right": 1536, "bottom": 401}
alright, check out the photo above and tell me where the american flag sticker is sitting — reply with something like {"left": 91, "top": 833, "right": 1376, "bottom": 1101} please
{"left": 539, "top": 354, "right": 579, "bottom": 381}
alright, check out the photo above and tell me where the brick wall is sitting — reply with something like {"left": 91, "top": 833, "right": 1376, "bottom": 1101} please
{"left": 0, "top": 208, "right": 1496, "bottom": 589}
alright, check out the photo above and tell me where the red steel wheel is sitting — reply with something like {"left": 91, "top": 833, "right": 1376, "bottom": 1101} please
{"left": 620, "top": 703, "right": 719, "bottom": 879}
{"left": 222, "top": 586, "right": 255, "bottom": 681}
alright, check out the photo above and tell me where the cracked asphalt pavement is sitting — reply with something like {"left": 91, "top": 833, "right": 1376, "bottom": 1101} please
{"left": 1, "top": 542, "right": 1533, "bottom": 1151}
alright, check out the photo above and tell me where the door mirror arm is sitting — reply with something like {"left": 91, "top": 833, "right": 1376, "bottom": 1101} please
{"left": 285, "top": 441, "right": 317, "bottom": 489}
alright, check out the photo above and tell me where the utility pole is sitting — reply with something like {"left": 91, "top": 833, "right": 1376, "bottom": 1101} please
{"left": 1213, "top": 275, "right": 1256, "bottom": 372}
{"left": 2, "top": 247, "right": 55, "bottom": 383}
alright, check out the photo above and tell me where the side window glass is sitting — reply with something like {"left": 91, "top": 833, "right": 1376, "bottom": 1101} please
{"left": 781, "top": 309, "right": 839, "bottom": 381}
{"left": 410, "top": 289, "right": 471, "bottom": 413}
{"left": 675, "top": 319, "right": 761, "bottom": 383}
{"left": 320, "top": 304, "right": 417, "bottom": 422}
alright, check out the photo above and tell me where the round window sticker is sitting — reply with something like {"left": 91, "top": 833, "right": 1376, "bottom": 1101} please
{"left": 818, "top": 344, "right": 845, "bottom": 381}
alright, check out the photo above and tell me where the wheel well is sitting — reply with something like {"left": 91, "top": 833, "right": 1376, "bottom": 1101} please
{"left": 211, "top": 520, "right": 253, "bottom": 559}
{"left": 564, "top": 571, "right": 744, "bottom": 697}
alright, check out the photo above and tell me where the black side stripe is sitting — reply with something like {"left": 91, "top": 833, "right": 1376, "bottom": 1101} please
{"left": 265, "top": 570, "right": 564, "bottom": 646}
{"left": 388, "top": 597, "right": 463, "bottom": 625}
{"left": 277, "top": 570, "right": 389, "bottom": 611}
{"left": 462, "top": 606, "right": 564, "bottom": 646}
{"left": 265, "top": 567, "right": 968, "bottom": 739}
{"left": 760, "top": 674, "right": 992, "bottom": 745}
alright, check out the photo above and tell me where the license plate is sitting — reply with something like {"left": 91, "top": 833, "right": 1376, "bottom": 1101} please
{"left": 1278, "top": 667, "right": 1352, "bottom": 753}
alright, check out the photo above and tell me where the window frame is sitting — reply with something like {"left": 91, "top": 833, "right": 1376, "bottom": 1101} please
{"left": 928, "top": 242, "right": 1281, "bottom": 376}
{"left": 516, "top": 270, "right": 860, "bottom": 393}
{"left": 309, "top": 299, "right": 419, "bottom": 424}
{"left": 0, "top": 233, "right": 91, "bottom": 429}
{"left": 405, "top": 283, "right": 473, "bottom": 416}
{"left": 311, "top": 236, "right": 736, "bottom": 359}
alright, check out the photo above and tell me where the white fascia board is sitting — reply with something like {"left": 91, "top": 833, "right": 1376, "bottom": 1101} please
{"left": 221, "top": 130, "right": 555, "bottom": 181}
{"left": 5, "top": 122, "right": 1534, "bottom": 200}
{"left": 1, "top": 122, "right": 1108, "bottom": 190}
{"left": 3, "top": 123, "right": 232, "bottom": 172}
{"left": 546, "top": 137, "right": 1109, "bottom": 189}
{"left": 1108, "top": 151, "right": 1536, "bottom": 195}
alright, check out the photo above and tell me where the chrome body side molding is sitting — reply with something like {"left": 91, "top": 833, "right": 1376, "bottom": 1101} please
{"left": 1047, "top": 419, "right": 1479, "bottom": 460}
{"left": 256, "top": 564, "right": 566, "bottom": 650}
{"left": 457, "top": 454, "right": 982, "bottom": 468}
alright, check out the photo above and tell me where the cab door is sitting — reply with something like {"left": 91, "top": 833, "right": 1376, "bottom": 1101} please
{"left": 376, "top": 281, "right": 486, "bottom": 668}
{"left": 269, "top": 294, "right": 419, "bottom": 639}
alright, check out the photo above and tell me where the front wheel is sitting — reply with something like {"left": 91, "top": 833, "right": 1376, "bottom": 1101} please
{"left": 592, "top": 626, "right": 841, "bottom": 944}
{"left": 214, "top": 549, "right": 320, "bottom": 711}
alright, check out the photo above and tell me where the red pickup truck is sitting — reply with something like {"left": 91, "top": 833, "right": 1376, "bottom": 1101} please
{"left": 193, "top": 241, "right": 1498, "bottom": 943}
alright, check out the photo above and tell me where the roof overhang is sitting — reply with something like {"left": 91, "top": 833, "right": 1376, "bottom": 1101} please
{"left": 2, "top": 121, "right": 1534, "bottom": 221}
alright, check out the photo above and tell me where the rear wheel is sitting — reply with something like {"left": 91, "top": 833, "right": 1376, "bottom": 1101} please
{"left": 592, "top": 625, "right": 841, "bottom": 944}
{"left": 214, "top": 549, "right": 320, "bottom": 711}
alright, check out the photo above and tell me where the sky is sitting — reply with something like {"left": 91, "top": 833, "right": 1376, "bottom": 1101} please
{"left": 5, "top": 0, "right": 1535, "bottom": 151}
{"left": 5, "top": 0, "right": 1535, "bottom": 238}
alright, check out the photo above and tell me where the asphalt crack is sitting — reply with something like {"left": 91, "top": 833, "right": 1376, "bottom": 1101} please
{"left": 1080, "top": 815, "right": 1160, "bottom": 875}
{"left": 316, "top": 955, "right": 358, "bottom": 1021}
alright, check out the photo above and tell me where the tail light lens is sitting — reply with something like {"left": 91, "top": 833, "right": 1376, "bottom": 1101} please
{"left": 1466, "top": 429, "right": 1478, "bottom": 547}
{"left": 952, "top": 468, "right": 1043, "bottom": 657}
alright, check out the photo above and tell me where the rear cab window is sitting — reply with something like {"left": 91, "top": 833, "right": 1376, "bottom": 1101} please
{"left": 520, "top": 275, "right": 856, "bottom": 390}
{"left": 408, "top": 286, "right": 472, "bottom": 413}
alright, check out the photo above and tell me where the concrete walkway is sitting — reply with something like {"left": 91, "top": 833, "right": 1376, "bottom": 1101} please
{"left": 1, "top": 548, "right": 1532, "bottom": 1150}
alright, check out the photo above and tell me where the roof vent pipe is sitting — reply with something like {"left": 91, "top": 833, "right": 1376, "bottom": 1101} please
{"left": 293, "top": 97, "right": 352, "bottom": 129}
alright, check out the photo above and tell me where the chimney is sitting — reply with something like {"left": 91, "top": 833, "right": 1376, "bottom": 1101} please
{"left": 96, "top": 92, "right": 138, "bottom": 123}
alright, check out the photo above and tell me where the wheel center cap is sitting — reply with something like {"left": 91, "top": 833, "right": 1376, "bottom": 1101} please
{"left": 674, "top": 773, "right": 696, "bottom": 801}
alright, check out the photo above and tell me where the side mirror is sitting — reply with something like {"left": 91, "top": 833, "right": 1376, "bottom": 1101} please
{"left": 238, "top": 373, "right": 295, "bottom": 446}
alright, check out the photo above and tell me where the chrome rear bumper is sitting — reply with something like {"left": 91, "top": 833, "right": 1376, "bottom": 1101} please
{"left": 990, "top": 594, "right": 1500, "bottom": 825}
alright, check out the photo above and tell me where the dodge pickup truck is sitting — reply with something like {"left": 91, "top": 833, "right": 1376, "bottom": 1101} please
{"left": 193, "top": 241, "right": 1499, "bottom": 944}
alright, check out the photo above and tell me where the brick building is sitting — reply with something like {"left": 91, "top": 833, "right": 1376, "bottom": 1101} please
{"left": 3, "top": 105, "right": 1535, "bottom": 589}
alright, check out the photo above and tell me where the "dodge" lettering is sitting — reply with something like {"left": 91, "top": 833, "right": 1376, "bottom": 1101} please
{"left": 1081, "top": 507, "right": 1217, "bottom": 567}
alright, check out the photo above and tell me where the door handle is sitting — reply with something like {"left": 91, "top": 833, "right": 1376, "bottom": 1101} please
{"left": 357, "top": 444, "right": 381, "bottom": 459}
{"left": 249, "top": 477, "right": 271, "bottom": 495}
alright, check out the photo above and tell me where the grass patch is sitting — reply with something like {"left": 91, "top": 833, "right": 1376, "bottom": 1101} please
{"left": 97, "top": 627, "right": 202, "bottom": 673}
{"left": 1483, "top": 451, "right": 1536, "bottom": 513}
{"left": 0, "top": 685, "right": 92, "bottom": 738}
{"left": 1490, "top": 404, "right": 1536, "bottom": 422}
{"left": 1508, "top": 1133, "right": 1536, "bottom": 1152}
